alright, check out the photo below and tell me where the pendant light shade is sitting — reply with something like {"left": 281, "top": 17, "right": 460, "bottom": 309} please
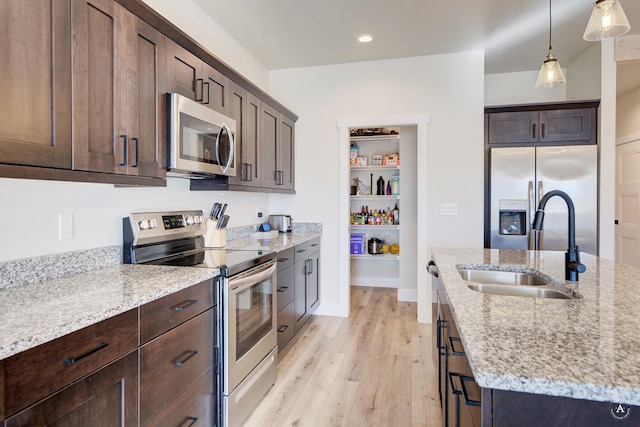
{"left": 536, "top": 0, "right": 566, "bottom": 88}
{"left": 583, "top": 0, "right": 631, "bottom": 41}
{"left": 535, "top": 51, "right": 566, "bottom": 88}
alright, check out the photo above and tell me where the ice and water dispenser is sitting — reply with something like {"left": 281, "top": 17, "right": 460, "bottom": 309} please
{"left": 498, "top": 199, "right": 527, "bottom": 236}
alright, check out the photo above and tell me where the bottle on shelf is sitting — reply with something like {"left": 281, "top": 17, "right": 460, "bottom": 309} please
{"left": 376, "top": 176, "right": 385, "bottom": 195}
{"left": 393, "top": 203, "right": 400, "bottom": 225}
{"left": 386, "top": 180, "right": 392, "bottom": 195}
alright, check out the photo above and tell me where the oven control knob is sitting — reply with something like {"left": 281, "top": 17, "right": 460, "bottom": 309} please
{"left": 149, "top": 219, "right": 157, "bottom": 229}
{"left": 138, "top": 220, "right": 150, "bottom": 230}
{"left": 186, "top": 216, "right": 194, "bottom": 225}
{"left": 199, "top": 215, "right": 205, "bottom": 223}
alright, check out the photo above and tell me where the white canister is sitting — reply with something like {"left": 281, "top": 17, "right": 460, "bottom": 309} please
{"left": 391, "top": 175, "right": 400, "bottom": 195}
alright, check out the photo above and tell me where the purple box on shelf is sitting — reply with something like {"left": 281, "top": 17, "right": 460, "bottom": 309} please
{"left": 350, "top": 233, "right": 365, "bottom": 254}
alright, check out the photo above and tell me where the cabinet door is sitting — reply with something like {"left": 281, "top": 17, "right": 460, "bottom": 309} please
{"left": 293, "top": 258, "right": 309, "bottom": 332}
{"left": 306, "top": 252, "right": 320, "bottom": 315}
{"left": 0, "top": 0, "right": 72, "bottom": 169}
{"left": 72, "top": 0, "right": 127, "bottom": 174}
{"left": 260, "top": 102, "right": 280, "bottom": 188}
{"left": 125, "top": 14, "right": 164, "bottom": 178}
{"left": 5, "top": 351, "right": 138, "bottom": 427}
{"left": 279, "top": 114, "right": 295, "bottom": 191}
{"left": 488, "top": 111, "right": 538, "bottom": 144}
{"left": 228, "top": 82, "right": 260, "bottom": 187}
{"left": 539, "top": 108, "right": 595, "bottom": 144}
{"left": 165, "top": 38, "right": 202, "bottom": 101}
{"left": 202, "top": 63, "right": 230, "bottom": 115}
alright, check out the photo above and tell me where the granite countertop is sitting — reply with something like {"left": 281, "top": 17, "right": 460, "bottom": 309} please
{"left": 0, "top": 264, "right": 218, "bottom": 360}
{"left": 226, "top": 232, "right": 321, "bottom": 252}
{"left": 0, "top": 229, "right": 322, "bottom": 361}
{"left": 431, "top": 247, "right": 640, "bottom": 406}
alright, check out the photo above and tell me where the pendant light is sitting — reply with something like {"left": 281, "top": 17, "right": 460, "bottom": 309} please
{"left": 583, "top": 0, "right": 631, "bottom": 41}
{"left": 536, "top": 0, "right": 566, "bottom": 88}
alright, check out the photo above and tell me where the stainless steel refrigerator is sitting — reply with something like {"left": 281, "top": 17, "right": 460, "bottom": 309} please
{"left": 487, "top": 145, "right": 598, "bottom": 255}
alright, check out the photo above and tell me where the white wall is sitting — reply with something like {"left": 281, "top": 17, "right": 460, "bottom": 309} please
{"left": 566, "top": 44, "right": 601, "bottom": 101}
{"left": 617, "top": 86, "right": 640, "bottom": 139}
{"left": 269, "top": 51, "right": 486, "bottom": 317}
{"left": 485, "top": 70, "right": 567, "bottom": 106}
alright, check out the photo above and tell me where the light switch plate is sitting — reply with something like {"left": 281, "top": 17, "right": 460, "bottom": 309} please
{"left": 440, "top": 203, "right": 458, "bottom": 216}
{"left": 58, "top": 214, "right": 73, "bottom": 240}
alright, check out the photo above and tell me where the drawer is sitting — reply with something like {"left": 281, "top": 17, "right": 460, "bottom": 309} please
{"left": 276, "top": 247, "right": 295, "bottom": 271}
{"left": 277, "top": 301, "right": 295, "bottom": 352}
{"left": 140, "top": 308, "right": 214, "bottom": 425}
{"left": 294, "top": 237, "right": 321, "bottom": 262}
{"left": 276, "top": 264, "right": 295, "bottom": 310}
{"left": 146, "top": 369, "right": 214, "bottom": 427}
{"left": 140, "top": 279, "right": 214, "bottom": 344}
{"left": 4, "top": 308, "right": 138, "bottom": 416}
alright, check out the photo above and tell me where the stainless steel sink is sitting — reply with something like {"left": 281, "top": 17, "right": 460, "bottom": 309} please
{"left": 457, "top": 268, "right": 577, "bottom": 300}
{"left": 458, "top": 269, "right": 549, "bottom": 286}
{"left": 466, "top": 283, "right": 574, "bottom": 299}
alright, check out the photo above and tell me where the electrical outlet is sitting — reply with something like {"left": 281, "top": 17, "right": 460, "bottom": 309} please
{"left": 58, "top": 214, "right": 73, "bottom": 240}
{"left": 257, "top": 210, "right": 263, "bottom": 218}
{"left": 440, "top": 203, "right": 458, "bottom": 216}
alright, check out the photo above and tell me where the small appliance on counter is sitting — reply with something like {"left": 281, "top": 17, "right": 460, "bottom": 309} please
{"left": 367, "top": 237, "right": 383, "bottom": 255}
{"left": 268, "top": 215, "right": 292, "bottom": 233}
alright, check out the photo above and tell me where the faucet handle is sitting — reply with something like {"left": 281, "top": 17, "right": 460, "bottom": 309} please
{"left": 568, "top": 245, "right": 586, "bottom": 273}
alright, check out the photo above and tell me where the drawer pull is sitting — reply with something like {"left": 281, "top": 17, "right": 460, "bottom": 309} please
{"left": 173, "top": 350, "right": 198, "bottom": 366}
{"left": 173, "top": 299, "right": 198, "bottom": 311}
{"left": 64, "top": 342, "right": 109, "bottom": 365}
{"left": 181, "top": 417, "right": 198, "bottom": 427}
{"left": 278, "top": 325, "right": 289, "bottom": 333}
{"left": 449, "top": 336, "right": 465, "bottom": 356}
{"left": 277, "top": 257, "right": 289, "bottom": 263}
{"left": 277, "top": 286, "right": 288, "bottom": 293}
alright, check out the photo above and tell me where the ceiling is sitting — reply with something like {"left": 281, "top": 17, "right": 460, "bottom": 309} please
{"left": 193, "top": 0, "right": 640, "bottom": 93}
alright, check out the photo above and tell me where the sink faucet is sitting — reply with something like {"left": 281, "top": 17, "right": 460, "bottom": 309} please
{"left": 531, "top": 190, "right": 586, "bottom": 282}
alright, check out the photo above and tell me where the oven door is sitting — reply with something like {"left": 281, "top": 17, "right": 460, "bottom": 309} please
{"left": 223, "top": 259, "right": 277, "bottom": 394}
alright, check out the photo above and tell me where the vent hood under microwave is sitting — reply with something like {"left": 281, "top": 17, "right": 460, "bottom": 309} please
{"left": 167, "top": 92, "right": 237, "bottom": 178}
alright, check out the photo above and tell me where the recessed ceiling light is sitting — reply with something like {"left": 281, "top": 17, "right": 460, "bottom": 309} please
{"left": 358, "top": 34, "right": 373, "bottom": 43}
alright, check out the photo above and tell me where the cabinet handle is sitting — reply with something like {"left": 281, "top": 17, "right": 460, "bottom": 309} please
{"left": 296, "top": 249, "right": 306, "bottom": 254}
{"left": 203, "top": 81, "right": 210, "bottom": 105}
{"left": 195, "top": 78, "right": 204, "bottom": 102}
{"left": 64, "top": 342, "right": 109, "bottom": 365}
{"left": 436, "top": 319, "right": 448, "bottom": 355}
{"left": 173, "top": 350, "right": 198, "bottom": 366}
{"left": 305, "top": 259, "right": 313, "bottom": 275}
{"left": 541, "top": 123, "right": 546, "bottom": 139}
{"left": 173, "top": 299, "right": 198, "bottom": 311}
{"left": 277, "top": 286, "right": 288, "bottom": 292}
{"left": 278, "top": 170, "right": 285, "bottom": 185}
{"left": 532, "top": 123, "right": 537, "bottom": 139}
{"left": 449, "top": 336, "right": 465, "bottom": 356}
{"left": 181, "top": 417, "right": 198, "bottom": 427}
{"left": 247, "top": 163, "right": 253, "bottom": 181}
{"left": 277, "top": 257, "right": 289, "bottom": 263}
{"left": 310, "top": 244, "right": 319, "bottom": 248}
{"left": 459, "top": 374, "right": 482, "bottom": 407}
{"left": 278, "top": 325, "right": 289, "bottom": 333}
{"left": 119, "top": 135, "right": 128, "bottom": 166}
{"left": 132, "top": 137, "right": 139, "bottom": 167}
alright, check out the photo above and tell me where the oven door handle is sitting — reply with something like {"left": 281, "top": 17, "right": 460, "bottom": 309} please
{"left": 229, "top": 260, "right": 277, "bottom": 291}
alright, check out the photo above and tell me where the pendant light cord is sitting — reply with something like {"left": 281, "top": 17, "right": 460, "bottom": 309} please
{"left": 548, "top": 0, "right": 553, "bottom": 51}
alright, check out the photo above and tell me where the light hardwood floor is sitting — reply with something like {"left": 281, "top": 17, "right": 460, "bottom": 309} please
{"left": 243, "top": 286, "right": 442, "bottom": 427}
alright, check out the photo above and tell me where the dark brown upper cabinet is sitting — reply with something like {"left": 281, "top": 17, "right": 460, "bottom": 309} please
{"left": 0, "top": 0, "right": 73, "bottom": 169}
{"left": 486, "top": 102, "right": 598, "bottom": 146}
{"left": 260, "top": 103, "right": 295, "bottom": 191}
{"left": 72, "top": 0, "right": 164, "bottom": 178}
{"left": 165, "top": 39, "right": 230, "bottom": 115}
{"left": 228, "top": 82, "right": 262, "bottom": 187}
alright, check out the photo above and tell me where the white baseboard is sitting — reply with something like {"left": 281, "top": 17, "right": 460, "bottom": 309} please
{"left": 313, "top": 301, "right": 348, "bottom": 318}
{"left": 398, "top": 288, "right": 417, "bottom": 302}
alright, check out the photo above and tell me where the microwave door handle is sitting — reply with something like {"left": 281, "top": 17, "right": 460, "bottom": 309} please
{"left": 217, "top": 122, "right": 234, "bottom": 174}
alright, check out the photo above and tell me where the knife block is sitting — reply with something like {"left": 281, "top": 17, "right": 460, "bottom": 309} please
{"left": 204, "top": 219, "right": 226, "bottom": 248}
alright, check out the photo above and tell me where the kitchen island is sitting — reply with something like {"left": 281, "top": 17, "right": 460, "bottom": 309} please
{"left": 431, "top": 247, "right": 640, "bottom": 426}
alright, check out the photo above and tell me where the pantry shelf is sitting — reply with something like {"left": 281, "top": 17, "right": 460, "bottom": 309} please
{"left": 350, "top": 225, "right": 399, "bottom": 230}
{"left": 350, "top": 254, "right": 400, "bottom": 260}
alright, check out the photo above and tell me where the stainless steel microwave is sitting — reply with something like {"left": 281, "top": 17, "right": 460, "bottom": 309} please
{"left": 167, "top": 92, "right": 236, "bottom": 177}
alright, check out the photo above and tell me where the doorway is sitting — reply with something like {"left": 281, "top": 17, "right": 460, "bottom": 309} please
{"left": 337, "top": 115, "right": 431, "bottom": 323}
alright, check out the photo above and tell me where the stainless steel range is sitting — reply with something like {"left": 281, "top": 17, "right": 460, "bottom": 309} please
{"left": 123, "top": 210, "right": 278, "bottom": 427}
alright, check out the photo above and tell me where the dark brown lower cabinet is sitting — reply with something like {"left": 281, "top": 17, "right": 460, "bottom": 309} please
{"left": 5, "top": 351, "right": 138, "bottom": 426}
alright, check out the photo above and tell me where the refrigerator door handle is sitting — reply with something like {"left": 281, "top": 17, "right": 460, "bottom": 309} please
{"left": 528, "top": 181, "right": 536, "bottom": 250}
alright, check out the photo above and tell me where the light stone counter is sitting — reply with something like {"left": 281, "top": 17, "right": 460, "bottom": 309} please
{"left": 0, "top": 263, "right": 218, "bottom": 360}
{"left": 227, "top": 232, "right": 321, "bottom": 253}
{"left": 431, "top": 247, "right": 640, "bottom": 406}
